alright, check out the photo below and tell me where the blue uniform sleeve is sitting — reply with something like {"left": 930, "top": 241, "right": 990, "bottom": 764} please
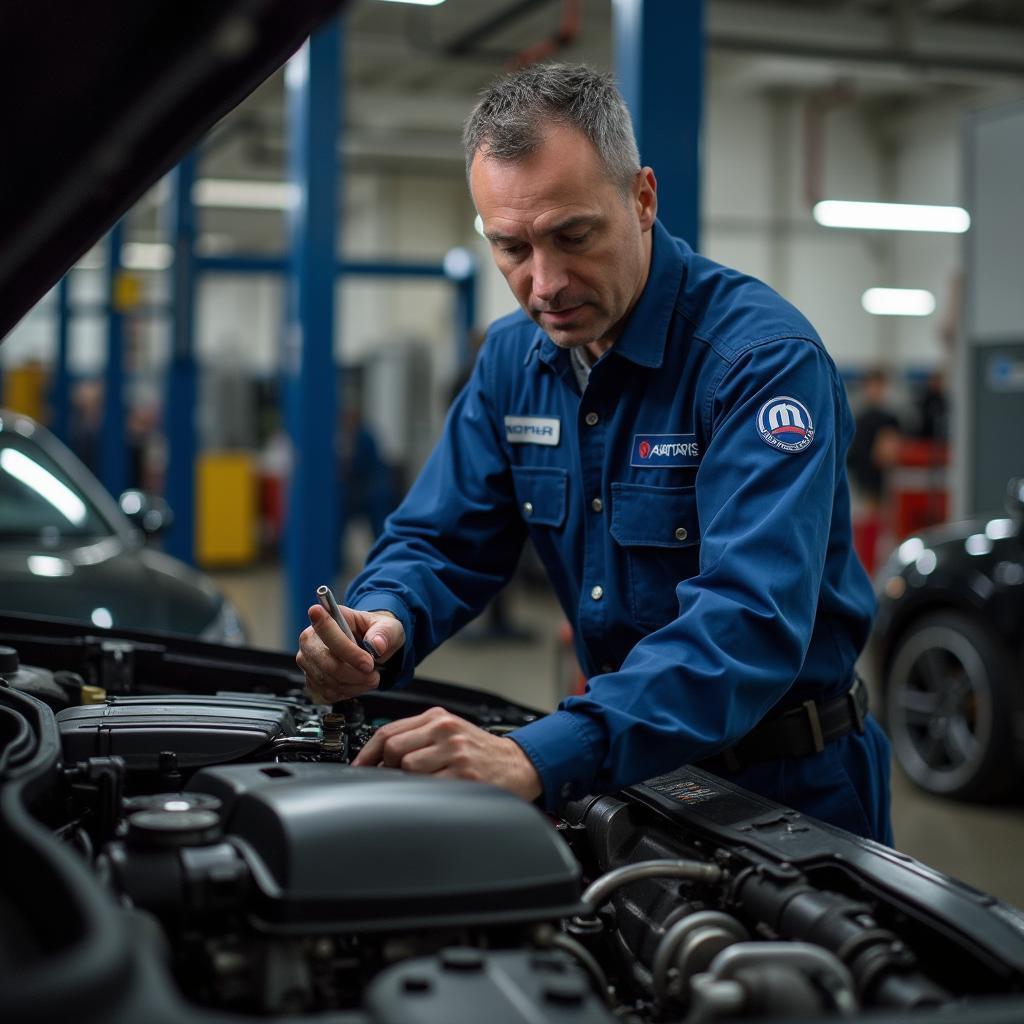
{"left": 511, "top": 337, "right": 849, "bottom": 808}
{"left": 345, "top": 344, "right": 527, "bottom": 686}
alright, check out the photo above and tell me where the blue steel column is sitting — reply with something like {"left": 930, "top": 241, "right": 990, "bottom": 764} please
{"left": 613, "top": 0, "right": 704, "bottom": 248}
{"left": 164, "top": 153, "right": 199, "bottom": 563}
{"left": 51, "top": 274, "right": 72, "bottom": 444}
{"left": 454, "top": 272, "right": 477, "bottom": 372}
{"left": 284, "top": 20, "right": 341, "bottom": 643}
{"left": 101, "top": 222, "right": 128, "bottom": 496}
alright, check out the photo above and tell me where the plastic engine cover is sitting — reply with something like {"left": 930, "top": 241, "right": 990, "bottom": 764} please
{"left": 187, "top": 762, "right": 584, "bottom": 931}
{"left": 56, "top": 694, "right": 300, "bottom": 770}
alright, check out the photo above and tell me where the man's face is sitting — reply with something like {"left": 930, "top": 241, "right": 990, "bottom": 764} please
{"left": 470, "top": 123, "right": 657, "bottom": 357}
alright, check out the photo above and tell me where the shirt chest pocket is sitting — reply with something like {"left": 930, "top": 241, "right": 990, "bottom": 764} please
{"left": 510, "top": 465, "right": 568, "bottom": 528}
{"left": 610, "top": 482, "right": 701, "bottom": 631}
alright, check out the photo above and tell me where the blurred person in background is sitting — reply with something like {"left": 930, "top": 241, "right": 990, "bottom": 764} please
{"left": 339, "top": 402, "right": 398, "bottom": 544}
{"left": 914, "top": 370, "right": 948, "bottom": 441}
{"left": 847, "top": 367, "right": 902, "bottom": 575}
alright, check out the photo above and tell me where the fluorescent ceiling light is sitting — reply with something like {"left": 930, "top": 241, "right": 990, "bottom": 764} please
{"left": 192, "top": 178, "right": 298, "bottom": 211}
{"left": 0, "top": 448, "right": 87, "bottom": 525}
{"left": 862, "top": 288, "right": 936, "bottom": 317}
{"left": 121, "top": 242, "right": 173, "bottom": 271}
{"left": 814, "top": 200, "right": 970, "bottom": 233}
{"left": 376, "top": 0, "right": 447, "bottom": 6}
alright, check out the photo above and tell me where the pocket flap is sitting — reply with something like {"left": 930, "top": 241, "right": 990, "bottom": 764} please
{"left": 511, "top": 465, "right": 569, "bottom": 528}
{"left": 610, "top": 483, "right": 699, "bottom": 548}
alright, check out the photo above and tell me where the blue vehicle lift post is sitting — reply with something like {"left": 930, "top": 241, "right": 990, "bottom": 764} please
{"left": 613, "top": 0, "right": 704, "bottom": 249}
{"left": 283, "top": 18, "right": 341, "bottom": 645}
{"left": 164, "top": 152, "right": 200, "bottom": 563}
{"left": 100, "top": 221, "right": 128, "bottom": 497}
{"left": 51, "top": 274, "right": 72, "bottom": 444}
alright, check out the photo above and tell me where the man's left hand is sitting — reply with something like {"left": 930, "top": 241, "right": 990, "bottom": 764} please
{"left": 351, "top": 706, "right": 543, "bottom": 802}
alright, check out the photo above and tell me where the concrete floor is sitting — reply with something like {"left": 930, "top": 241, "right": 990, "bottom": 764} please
{"left": 213, "top": 563, "right": 1024, "bottom": 909}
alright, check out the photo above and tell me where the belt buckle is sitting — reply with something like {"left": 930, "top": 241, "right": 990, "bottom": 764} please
{"left": 848, "top": 679, "right": 866, "bottom": 734}
{"left": 802, "top": 699, "right": 826, "bottom": 754}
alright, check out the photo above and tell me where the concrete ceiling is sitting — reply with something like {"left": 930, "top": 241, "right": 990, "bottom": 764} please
{"left": 125, "top": 0, "right": 1024, "bottom": 248}
{"left": 213, "top": 0, "right": 1024, "bottom": 167}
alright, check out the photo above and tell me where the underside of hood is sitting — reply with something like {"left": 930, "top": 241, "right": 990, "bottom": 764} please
{"left": 0, "top": 0, "right": 344, "bottom": 340}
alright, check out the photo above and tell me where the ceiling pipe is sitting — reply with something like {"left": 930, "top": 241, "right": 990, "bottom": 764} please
{"left": 509, "top": 0, "right": 583, "bottom": 69}
{"left": 802, "top": 83, "right": 855, "bottom": 211}
{"left": 710, "top": 34, "right": 1024, "bottom": 81}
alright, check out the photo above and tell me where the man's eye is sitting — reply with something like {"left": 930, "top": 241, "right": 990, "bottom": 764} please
{"left": 562, "top": 232, "right": 589, "bottom": 246}
{"left": 499, "top": 244, "right": 526, "bottom": 258}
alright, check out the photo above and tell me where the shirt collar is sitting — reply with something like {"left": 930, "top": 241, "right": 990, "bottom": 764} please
{"left": 531, "top": 219, "right": 686, "bottom": 374}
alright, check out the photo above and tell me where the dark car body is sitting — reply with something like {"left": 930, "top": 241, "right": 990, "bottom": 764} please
{"left": 0, "top": 409, "right": 246, "bottom": 642}
{"left": 871, "top": 480, "right": 1024, "bottom": 799}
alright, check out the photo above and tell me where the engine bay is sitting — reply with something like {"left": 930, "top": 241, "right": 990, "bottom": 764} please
{"left": 3, "top": 615, "right": 1024, "bottom": 1024}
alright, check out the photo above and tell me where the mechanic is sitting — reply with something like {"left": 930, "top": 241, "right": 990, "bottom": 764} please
{"left": 296, "top": 63, "right": 893, "bottom": 845}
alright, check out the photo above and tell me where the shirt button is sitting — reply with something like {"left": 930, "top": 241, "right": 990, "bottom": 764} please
{"left": 591, "top": 497, "right": 603, "bottom": 512}
{"left": 590, "top": 585, "right": 604, "bottom": 601}
{"left": 523, "top": 501, "right": 534, "bottom": 517}
{"left": 675, "top": 526, "right": 688, "bottom": 541}
{"left": 584, "top": 411, "right": 599, "bottom": 427}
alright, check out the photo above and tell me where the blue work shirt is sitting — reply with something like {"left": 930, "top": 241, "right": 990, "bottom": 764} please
{"left": 347, "top": 220, "right": 892, "bottom": 843}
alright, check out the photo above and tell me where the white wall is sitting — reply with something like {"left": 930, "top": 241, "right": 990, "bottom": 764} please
{"left": 701, "top": 76, "right": 980, "bottom": 374}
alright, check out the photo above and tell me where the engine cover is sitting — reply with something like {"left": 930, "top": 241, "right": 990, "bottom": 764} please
{"left": 56, "top": 694, "right": 302, "bottom": 770}
{"left": 187, "top": 762, "right": 584, "bottom": 932}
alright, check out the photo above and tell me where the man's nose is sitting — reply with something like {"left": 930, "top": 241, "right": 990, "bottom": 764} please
{"left": 531, "top": 249, "right": 570, "bottom": 304}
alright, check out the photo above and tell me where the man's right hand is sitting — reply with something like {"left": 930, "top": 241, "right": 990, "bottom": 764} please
{"left": 296, "top": 606, "right": 405, "bottom": 703}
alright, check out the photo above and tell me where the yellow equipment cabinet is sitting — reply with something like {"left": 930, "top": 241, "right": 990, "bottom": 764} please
{"left": 3, "top": 362, "right": 48, "bottom": 421}
{"left": 197, "top": 451, "right": 258, "bottom": 567}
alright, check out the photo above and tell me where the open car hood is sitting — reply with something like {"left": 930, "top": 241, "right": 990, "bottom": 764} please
{"left": 0, "top": 0, "right": 343, "bottom": 340}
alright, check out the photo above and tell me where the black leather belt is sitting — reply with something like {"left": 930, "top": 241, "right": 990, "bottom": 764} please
{"left": 697, "top": 675, "right": 868, "bottom": 775}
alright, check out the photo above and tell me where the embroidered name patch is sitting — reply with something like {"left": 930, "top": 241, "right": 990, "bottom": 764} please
{"left": 630, "top": 434, "right": 702, "bottom": 467}
{"left": 756, "top": 396, "right": 815, "bottom": 453}
{"left": 505, "top": 416, "right": 561, "bottom": 446}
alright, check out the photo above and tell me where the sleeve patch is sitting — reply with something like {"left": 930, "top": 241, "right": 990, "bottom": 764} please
{"left": 756, "top": 396, "right": 815, "bottom": 453}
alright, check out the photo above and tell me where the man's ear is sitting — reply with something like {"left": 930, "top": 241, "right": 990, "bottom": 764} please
{"left": 635, "top": 167, "right": 657, "bottom": 230}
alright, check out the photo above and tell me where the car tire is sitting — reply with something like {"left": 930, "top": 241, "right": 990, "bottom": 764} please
{"left": 885, "top": 611, "right": 1017, "bottom": 801}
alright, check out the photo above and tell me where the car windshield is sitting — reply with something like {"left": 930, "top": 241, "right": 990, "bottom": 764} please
{"left": 0, "top": 431, "right": 115, "bottom": 542}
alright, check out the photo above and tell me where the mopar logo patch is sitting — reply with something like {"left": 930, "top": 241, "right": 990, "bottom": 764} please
{"left": 756, "top": 396, "right": 814, "bottom": 453}
{"left": 630, "top": 434, "right": 701, "bottom": 467}
{"left": 505, "top": 416, "right": 561, "bottom": 446}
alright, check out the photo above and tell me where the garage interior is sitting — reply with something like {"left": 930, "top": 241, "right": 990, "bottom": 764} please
{"left": 2, "top": 0, "right": 1024, "bottom": 914}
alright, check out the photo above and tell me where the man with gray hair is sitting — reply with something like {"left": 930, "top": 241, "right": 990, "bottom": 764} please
{"left": 297, "top": 63, "right": 892, "bottom": 843}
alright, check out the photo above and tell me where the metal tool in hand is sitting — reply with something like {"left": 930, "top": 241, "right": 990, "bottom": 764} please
{"left": 304, "top": 585, "right": 379, "bottom": 709}
{"left": 316, "top": 585, "right": 380, "bottom": 661}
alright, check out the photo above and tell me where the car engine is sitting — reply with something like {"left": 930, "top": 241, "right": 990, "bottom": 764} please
{"left": 3, "top": 616, "right": 1024, "bottom": 1024}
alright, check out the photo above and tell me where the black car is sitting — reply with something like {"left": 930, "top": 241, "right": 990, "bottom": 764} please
{"left": 4, "top": 2, "right": 1024, "bottom": 1023}
{"left": 0, "top": 408, "right": 247, "bottom": 644}
{"left": 871, "top": 479, "right": 1024, "bottom": 800}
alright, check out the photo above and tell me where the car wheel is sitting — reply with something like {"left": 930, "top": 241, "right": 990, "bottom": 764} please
{"left": 885, "top": 611, "right": 1017, "bottom": 801}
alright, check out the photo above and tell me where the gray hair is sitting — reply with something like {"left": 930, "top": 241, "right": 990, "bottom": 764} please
{"left": 463, "top": 63, "right": 640, "bottom": 193}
